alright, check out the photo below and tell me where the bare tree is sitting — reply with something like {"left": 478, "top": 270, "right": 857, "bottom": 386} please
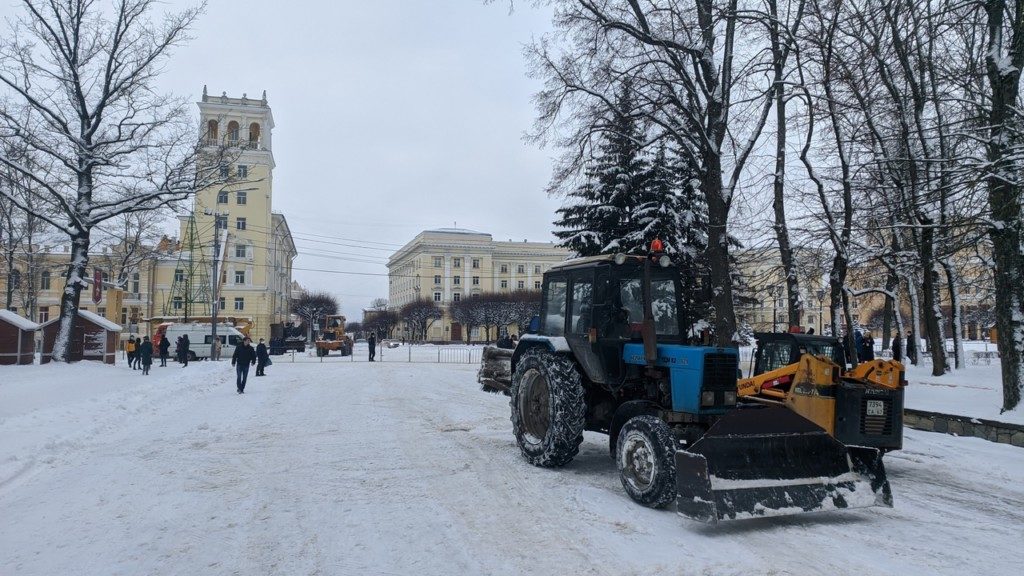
{"left": 400, "top": 298, "right": 442, "bottom": 343}
{"left": 0, "top": 0, "right": 233, "bottom": 361}
{"left": 294, "top": 291, "right": 339, "bottom": 342}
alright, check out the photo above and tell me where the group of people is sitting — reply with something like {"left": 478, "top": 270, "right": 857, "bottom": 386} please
{"left": 124, "top": 335, "right": 154, "bottom": 375}
{"left": 124, "top": 332, "right": 272, "bottom": 394}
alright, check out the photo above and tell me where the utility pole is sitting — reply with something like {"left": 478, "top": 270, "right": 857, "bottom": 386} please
{"left": 207, "top": 209, "right": 227, "bottom": 360}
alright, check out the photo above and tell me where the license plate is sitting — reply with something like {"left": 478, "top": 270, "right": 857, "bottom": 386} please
{"left": 866, "top": 400, "right": 885, "bottom": 416}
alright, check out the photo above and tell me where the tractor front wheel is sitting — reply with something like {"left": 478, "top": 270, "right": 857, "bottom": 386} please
{"left": 616, "top": 415, "right": 677, "bottom": 508}
{"left": 509, "top": 348, "right": 585, "bottom": 467}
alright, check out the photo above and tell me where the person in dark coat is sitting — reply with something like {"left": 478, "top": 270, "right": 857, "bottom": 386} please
{"left": 180, "top": 334, "right": 190, "bottom": 367}
{"left": 892, "top": 332, "right": 903, "bottom": 362}
{"left": 139, "top": 336, "right": 154, "bottom": 375}
{"left": 496, "top": 335, "right": 513, "bottom": 349}
{"left": 367, "top": 333, "right": 377, "bottom": 362}
{"left": 232, "top": 337, "right": 257, "bottom": 393}
{"left": 862, "top": 332, "right": 875, "bottom": 361}
{"left": 255, "top": 338, "right": 269, "bottom": 376}
{"left": 159, "top": 336, "right": 170, "bottom": 367}
{"left": 906, "top": 330, "right": 918, "bottom": 365}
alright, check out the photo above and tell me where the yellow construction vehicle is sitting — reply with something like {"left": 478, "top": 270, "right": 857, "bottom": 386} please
{"left": 739, "top": 333, "right": 906, "bottom": 451}
{"left": 314, "top": 314, "right": 353, "bottom": 357}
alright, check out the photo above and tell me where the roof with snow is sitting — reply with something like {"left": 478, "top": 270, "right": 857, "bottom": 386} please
{"left": 78, "top": 310, "right": 122, "bottom": 332}
{"left": 425, "top": 227, "right": 486, "bottom": 235}
{"left": 0, "top": 309, "right": 40, "bottom": 331}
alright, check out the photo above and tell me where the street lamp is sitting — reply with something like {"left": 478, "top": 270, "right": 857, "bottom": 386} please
{"left": 768, "top": 286, "right": 780, "bottom": 332}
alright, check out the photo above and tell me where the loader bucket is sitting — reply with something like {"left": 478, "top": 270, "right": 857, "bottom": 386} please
{"left": 478, "top": 346, "right": 513, "bottom": 395}
{"left": 675, "top": 406, "right": 891, "bottom": 523}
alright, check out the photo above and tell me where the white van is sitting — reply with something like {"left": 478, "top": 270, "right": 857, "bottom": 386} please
{"left": 164, "top": 323, "right": 247, "bottom": 361}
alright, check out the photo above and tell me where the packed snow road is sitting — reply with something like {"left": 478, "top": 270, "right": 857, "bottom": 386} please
{"left": 2, "top": 358, "right": 1023, "bottom": 576}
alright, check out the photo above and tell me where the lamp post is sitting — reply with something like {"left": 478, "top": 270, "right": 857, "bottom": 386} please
{"left": 205, "top": 208, "right": 228, "bottom": 361}
{"left": 769, "top": 286, "right": 779, "bottom": 332}
{"left": 816, "top": 289, "right": 825, "bottom": 335}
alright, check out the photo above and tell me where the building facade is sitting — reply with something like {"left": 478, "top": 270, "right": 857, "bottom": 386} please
{"left": 387, "top": 229, "right": 571, "bottom": 342}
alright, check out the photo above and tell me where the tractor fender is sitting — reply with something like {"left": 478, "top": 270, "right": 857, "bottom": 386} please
{"left": 511, "top": 335, "right": 571, "bottom": 375}
{"left": 608, "top": 400, "right": 662, "bottom": 458}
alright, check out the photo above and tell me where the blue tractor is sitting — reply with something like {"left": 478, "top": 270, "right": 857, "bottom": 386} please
{"left": 483, "top": 248, "right": 891, "bottom": 522}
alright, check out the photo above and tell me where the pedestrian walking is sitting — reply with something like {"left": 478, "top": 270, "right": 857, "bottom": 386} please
{"left": 256, "top": 338, "right": 269, "bottom": 376}
{"left": 180, "top": 334, "right": 191, "bottom": 367}
{"left": 139, "top": 336, "right": 153, "bottom": 375}
{"left": 368, "top": 333, "right": 377, "bottom": 362}
{"left": 892, "top": 332, "right": 903, "bottom": 362}
{"left": 159, "top": 336, "right": 170, "bottom": 367}
{"left": 232, "top": 337, "right": 257, "bottom": 393}
{"left": 906, "top": 330, "right": 918, "bottom": 365}
{"left": 126, "top": 336, "right": 137, "bottom": 369}
{"left": 862, "top": 332, "right": 875, "bottom": 361}
{"left": 213, "top": 338, "right": 222, "bottom": 361}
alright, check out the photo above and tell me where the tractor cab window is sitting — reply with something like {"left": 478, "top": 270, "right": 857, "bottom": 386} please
{"left": 570, "top": 280, "right": 593, "bottom": 334}
{"left": 617, "top": 276, "right": 680, "bottom": 337}
{"left": 543, "top": 279, "right": 567, "bottom": 336}
{"left": 756, "top": 341, "right": 794, "bottom": 374}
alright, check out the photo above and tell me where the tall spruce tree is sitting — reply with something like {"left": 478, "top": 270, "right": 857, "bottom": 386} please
{"left": 554, "top": 83, "right": 647, "bottom": 255}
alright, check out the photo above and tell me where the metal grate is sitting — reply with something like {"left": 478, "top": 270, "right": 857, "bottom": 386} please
{"left": 703, "top": 353, "right": 739, "bottom": 390}
{"left": 860, "top": 398, "right": 894, "bottom": 436}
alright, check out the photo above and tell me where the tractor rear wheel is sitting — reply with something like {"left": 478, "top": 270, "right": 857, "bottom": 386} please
{"left": 616, "top": 415, "right": 677, "bottom": 508}
{"left": 510, "top": 348, "right": 585, "bottom": 467}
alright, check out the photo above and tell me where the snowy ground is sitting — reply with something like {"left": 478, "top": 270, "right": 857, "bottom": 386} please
{"left": 2, "top": 357, "right": 1023, "bottom": 575}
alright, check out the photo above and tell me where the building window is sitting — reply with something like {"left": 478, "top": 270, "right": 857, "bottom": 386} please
{"left": 500, "top": 280, "right": 508, "bottom": 289}
{"left": 174, "top": 269, "right": 185, "bottom": 282}
{"left": 216, "top": 216, "right": 227, "bottom": 230}
{"left": 534, "top": 281, "right": 541, "bottom": 289}
{"left": 219, "top": 165, "right": 230, "bottom": 179}
{"left": 131, "top": 272, "right": 140, "bottom": 294}
{"left": 534, "top": 265, "right": 541, "bottom": 274}
{"left": 234, "top": 297, "right": 245, "bottom": 310}
{"left": 517, "top": 265, "right": 525, "bottom": 274}
{"left": 453, "top": 276, "right": 461, "bottom": 285}
{"left": 500, "top": 264, "right": 508, "bottom": 273}
{"left": 236, "top": 217, "right": 246, "bottom": 230}
{"left": 453, "top": 293, "right": 461, "bottom": 302}
{"left": 237, "top": 191, "right": 247, "bottom": 205}
{"left": 9, "top": 270, "right": 20, "bottom": 289}
{"left": 433, "top": 256, "right": 443, "bottom": 268}
{"left": 40, "top": 270, "right": 50, "bottom": 290}
{"left": 97, "top": 307, "right": 106, "bottom": 317}
{"left": 227, "top": 121, "right": 239, "bottom": 143}
{"left": 38, "top": 306, "right": 49, "bottom": 322}
{"left": 237, "top": 165, "right": 248, "bottom": 178}
{"left": 453, "top": 258, "right": 461, "bottom": 268}
{"left": 433, "top": 292, "right": 442, "bottom": 302}
{"left": 472, "top": 258, "right": 480, "bottom": 269}
{"left": 121, "top": 307, "right": 128, "bottom": 324}
{"left": 433, "top": 275, "right": 442, "bottom": 285}
{"left": 207, "top": 119, "right": 218, "bottom": 141}
{"left": 472, "top": 276, "right": 480, "bottom": 286}
{"left": 235, "top": 244, "right": 247, "bottom": 258}
{"left": 249, "top": 122, "right": 260, "bottom": 146}
{"left": 172, "top": 297, "right": 183, "bottom": 310}
{"left": 517, "top": 280, "right": 525, "bottom": 289}
{"left": 219, "top": 297, "right": 226, "bottom": 310}
{"left": 235, "top": 270, "right": 246, "bottom": 284}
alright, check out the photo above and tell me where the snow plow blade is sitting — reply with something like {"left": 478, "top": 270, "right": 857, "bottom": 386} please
{"left": 675, "top": 407, "right": 892, "bottom": 523}
{"left": 478, "top": 346, "right": 513, "bottom": 395}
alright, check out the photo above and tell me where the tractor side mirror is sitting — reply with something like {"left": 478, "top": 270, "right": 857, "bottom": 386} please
{"left": 527, "top": 315, "right": 540, "bottom": 334}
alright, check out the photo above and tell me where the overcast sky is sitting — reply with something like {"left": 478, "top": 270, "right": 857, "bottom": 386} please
{"left": 139, "top": 0, "right": 560, "bottom": 319}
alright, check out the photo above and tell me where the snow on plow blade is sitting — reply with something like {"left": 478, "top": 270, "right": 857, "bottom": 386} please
{"left": 478, "top": 346, "right": 513, "bottom": 395}
{"left": 675, "top": 407, "right": 892, "bottom": 523}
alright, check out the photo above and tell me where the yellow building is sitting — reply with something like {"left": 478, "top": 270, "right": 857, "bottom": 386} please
{"left": 387, "top": 228, "right": 571, "bottom": 342}
{"left": 0, "top": 89, "right": 296, "bottom": 342}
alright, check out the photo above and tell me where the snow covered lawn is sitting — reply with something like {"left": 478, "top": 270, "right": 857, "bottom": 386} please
{"left": 2, "top": 359, "right": 1023, "bottom": 575}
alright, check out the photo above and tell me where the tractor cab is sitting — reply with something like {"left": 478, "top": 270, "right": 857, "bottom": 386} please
{"left": 529, "top": 253, "right": 687, "bottom": 387}
{"left": 752, "top": 332, "right": 847, "bottom": 376}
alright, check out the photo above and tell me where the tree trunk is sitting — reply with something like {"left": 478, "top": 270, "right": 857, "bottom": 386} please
{"left": 705, "top": 159, "right": 736, "bottom": 347}
{"left": 52, "top": 230, "right": 91, "bottom": 362}
{"left": 919, "top": 226, "right": 947, "bottom": 376}
{"left": 941, "top": 260, "right": 965, "bottom": 369}
{"left": 984, "top": 0, "right": 1024, "bottom": 412}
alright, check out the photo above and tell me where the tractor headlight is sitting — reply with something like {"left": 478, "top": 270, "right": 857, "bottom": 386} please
{"left": 659, "top": 254, "right": 671, "bottom": 268}
{"left": 614, "top": 253, "right": 627, "bottom": 265}
{"left": 701, "top": 391, "right": 715, "bottom": 406}
{"left": 724, "top": 391, "right": 737, "bottom": 405}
